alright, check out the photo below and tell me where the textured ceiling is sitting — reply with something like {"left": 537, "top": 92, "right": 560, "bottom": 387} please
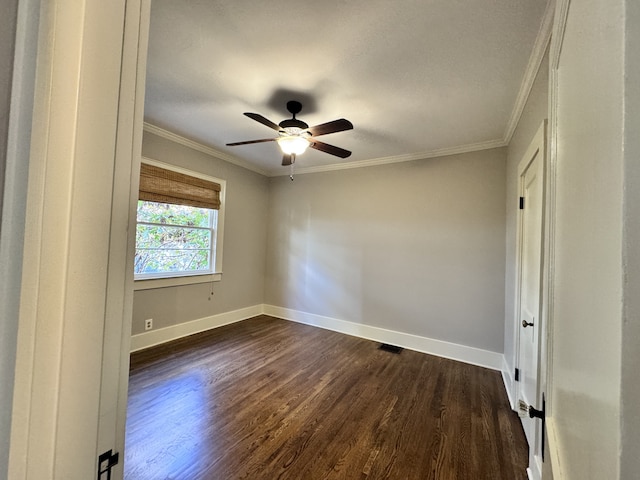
{"left": 144, "top": 0, "right": 550, "bottom": 176}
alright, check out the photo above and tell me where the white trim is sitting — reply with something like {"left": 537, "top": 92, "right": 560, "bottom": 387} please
{"left": 550, "top": 0, "right": 572, "bottom": 71}
{"left": 134, "top": 273, "right": 222, "bottom": 290}
{"left": 107, "top": 1, "right": 150, "bottom": 477}
{"left": 146, "top": 121, "right": 507, "bottom": 177}
{"left": 264, "top": 305, "right": 504, "bottom": 370}
{"left": 2, "top": 0, "right": 40, "bottom": 476}
{"left": 130, "top": 304, "right": 263, "bottom": 352}
{"left": 546, "top": 417, "right": 565, "bottom": 480}
{"left": 143, "top": 122, "right": 269, "bottom": 176}
{"left": 513, "top": 120, "right": 547, "bottom": 478}
{"left": 501, "top": 356, "right": 516, "bottom": 409}
{"left": 274, "top": 139, "right": 507, "bottom": 177}
{"left": 131, "top": 304, "right": 505, "bottom": 370}
{"left": 9, "top": 0, "right": 135, "bottom": 476}
{"left": 541, "top": 2, "right": 571, "bottom": 480}
{"left": 502, "top": 0, "right": 554, "bottom": 145}
{"left": 528, "top": 457, "right": 542, "bottom": 480}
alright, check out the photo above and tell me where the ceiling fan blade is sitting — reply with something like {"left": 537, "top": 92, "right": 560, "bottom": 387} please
{"left": 244, "top": 112, "right": 282, "bottom": 131}
{"left": 306, "top": 118, "right": 353, "bottom": 137}
{"left": 310, "top": 140, "right": 352, "bottom": 158}
{"left": 226, "top": 138, "right": 277, "bottom": 146}
{"left": 282, "top": 154, "right": 294, "bottom": 166}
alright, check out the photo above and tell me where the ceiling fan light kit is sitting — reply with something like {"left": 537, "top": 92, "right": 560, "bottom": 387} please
{"left": 277, "top": 135, "right": 310, "bottom": 155}
{"left": 226, "top": 100, "right": 353, "bottom": 171}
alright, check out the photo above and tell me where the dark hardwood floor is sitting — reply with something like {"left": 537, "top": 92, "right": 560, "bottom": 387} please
{"left": 125, "top": 315, "right": 528, "bottom": 480}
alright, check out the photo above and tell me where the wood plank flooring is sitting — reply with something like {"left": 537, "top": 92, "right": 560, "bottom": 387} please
{"left": 125, "top": 315, "right": 528, "bottom": 480}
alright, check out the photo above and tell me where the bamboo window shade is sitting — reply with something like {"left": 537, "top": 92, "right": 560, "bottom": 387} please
{"left": 139, "top": 164, "right": 221, "bottom": 210}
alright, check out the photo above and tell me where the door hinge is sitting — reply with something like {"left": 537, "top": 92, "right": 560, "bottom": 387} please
{"left": 514, "top": 367, "right": 520, "bottom": 382}
{"left": 98, "top": 449, "right": 119, "bottom": 480}
{"left": 528, "top": 394, "right": 546, "bottom": 462}
{"left": 519, "top": 196, "right": 525, "bottom": 209}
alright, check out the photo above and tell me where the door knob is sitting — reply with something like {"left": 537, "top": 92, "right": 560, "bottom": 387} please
{"left": 522, "top": 319, "right": 534, "bottom": 328}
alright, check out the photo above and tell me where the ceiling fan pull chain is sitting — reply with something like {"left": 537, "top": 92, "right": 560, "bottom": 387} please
{"left": 289, "top": 159, "right": 295, "bottom": 181}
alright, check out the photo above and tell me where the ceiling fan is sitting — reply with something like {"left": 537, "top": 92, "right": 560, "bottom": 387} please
{"left": 226, "top": 101, "right": 353, "bottom": 167}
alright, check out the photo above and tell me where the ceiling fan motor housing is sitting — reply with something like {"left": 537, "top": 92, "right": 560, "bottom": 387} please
{"left": 279, "top": 101, "right": 309, "bottom": 130}
{"left": 279, "top": 118, "right": 309, "bottom": 130}
{"left": 286, "top": 100, "right": 303, "bottom": 115}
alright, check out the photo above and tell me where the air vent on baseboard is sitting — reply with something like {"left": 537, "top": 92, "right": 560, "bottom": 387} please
{"left": 379, "top": 343, "right": 403, "bottom": 354}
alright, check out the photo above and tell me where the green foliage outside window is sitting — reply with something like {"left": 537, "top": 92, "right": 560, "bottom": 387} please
{"left": 135, "top": 201, "right": 215, "bottom": 276}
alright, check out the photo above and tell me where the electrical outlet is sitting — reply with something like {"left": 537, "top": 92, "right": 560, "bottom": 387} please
{"left": 144, "top": 318, "right": 153, "bottom": 331}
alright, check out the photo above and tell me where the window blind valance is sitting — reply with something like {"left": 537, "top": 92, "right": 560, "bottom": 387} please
{"left": 139, "top": 163, "right": 221, "bottom": 210}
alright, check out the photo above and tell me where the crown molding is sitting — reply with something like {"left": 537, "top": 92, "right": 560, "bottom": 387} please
{"left": 272, "top": 138, "right": 507, "bottom": 177}
{"left": 143, "top": 5, "right": 554, "bottom": 179}
{"left": 550, "top": 0, "right": 571, "bottom": 70}
{"left": 144, "top": 122, "right": 506, "bottom": 178}
{"left": 502, "top": 0, "right": 554, "bottom": 145}
{"left": 143, "top": 122, "right": 269, "bottom": 176}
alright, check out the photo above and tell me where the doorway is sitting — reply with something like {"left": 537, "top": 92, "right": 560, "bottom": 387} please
{"left": 514, "top": 121, "right": 547, "bottom": 480}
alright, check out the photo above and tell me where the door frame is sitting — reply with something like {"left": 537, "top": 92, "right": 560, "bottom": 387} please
{"left": 97, "top": 0, "right": 150, "bottom": 475}
{"left": 8, "top": 0, "right": 148, "bottom": 477}
{"left": 0, "top": 0, "right": 39, "bottom": 476}
{"left": 513, "top": 120, "right": 547, "bottom": 480}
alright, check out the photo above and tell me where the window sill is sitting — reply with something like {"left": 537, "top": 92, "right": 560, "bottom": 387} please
{"left": 134, "top": 273, "right": 222, "bottom": 291}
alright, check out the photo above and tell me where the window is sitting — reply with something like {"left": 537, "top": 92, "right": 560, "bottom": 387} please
{"left": 134, "top": 159, "right": 225, "bottom": 288}
{"left": 135, "top": 202, "right": 216, "bottom": 276}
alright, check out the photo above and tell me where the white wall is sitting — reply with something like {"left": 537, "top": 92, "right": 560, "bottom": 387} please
{"left": 266, "top": 148, "right": 506, "bottom": 354}
{"left": 503, "top": 47, "right": 549, "bottom": 389}
{"left": 132, "top": 131, "right": 269, "bottom": 334}
{"left": 551, "top": 0, "right": 624, "bottom": 477}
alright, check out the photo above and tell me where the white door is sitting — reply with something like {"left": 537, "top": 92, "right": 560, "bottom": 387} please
{"left": 515, "top": 123, "right": 546, "bottom": 479}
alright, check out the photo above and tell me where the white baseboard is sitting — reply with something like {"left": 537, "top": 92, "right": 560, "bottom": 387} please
{"left": 546, "top": 417, "right": 564, "bottom": 480}
{"left": 263, "top": 305, "right": 503, "bottom": 371}
{"left": 502, "top": 356, "right": 516, "bottom": 409}
{"left": 131, "top": 304, "right": 505, "bottom": 371}
{"left": 528, "top": 459, "right": 542, "bottom": 480}
{"left": 130, "top": 304, "right": 263, "bottom": 352}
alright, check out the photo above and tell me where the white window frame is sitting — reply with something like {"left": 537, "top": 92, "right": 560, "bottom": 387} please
{"left": 134, "top": 158, "right": 226, "bottom": 291}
